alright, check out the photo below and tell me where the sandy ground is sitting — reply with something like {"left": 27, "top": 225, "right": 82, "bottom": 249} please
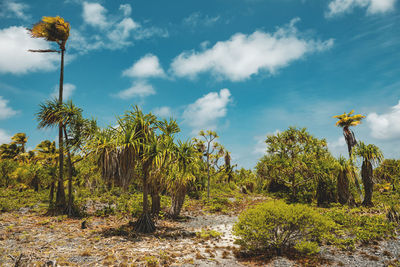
{"left": 0, "top": 208, "right": 245, "bottom": 266}
{"left": 1, "top": 199, "right": 399, "bottom": 266}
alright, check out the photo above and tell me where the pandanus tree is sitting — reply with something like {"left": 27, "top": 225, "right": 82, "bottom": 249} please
{"left": 149, "top": 119, "right": 180, "bottom": 217}
{"left": 37, "top": 99, "right": 85, "bottom": 214}
{"left": 167, "top": 140, "right": 198, "bottom": 219}
{"left": 336, "top": 156, "right": 357, "bottom": 205}
{"left": 333, "top": 110, "right": 365, "bottom": 199}
{"left": 115, "top": 106, "right": 162, "bottom": 233}
{"left": 355, "top": 142, "right": 383, "bottom": 207}
{"left": 29, "top": 16, "right": 70, "bottom": 212}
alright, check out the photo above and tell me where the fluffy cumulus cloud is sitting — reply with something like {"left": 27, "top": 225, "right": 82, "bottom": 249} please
{"left": 0, "top": 0, "right": 30, "bottom": 20}
{"left": 183, "top": 88, "right": 232, "bottom": 133}
{"left": 0, "top": 96, "right": 18, "bottom": 119}
{"left": 115, "top": 80, "right": 156, "bottom": 99}
{"left": 0, "top": 26, "right": 59, "bottom": 74}
{"left": 153, "top": 106, "right": 172, "bottom": 118}
{"left": 326, "top": 0, "right": 397, "bottom": 17}
{"left": 82, "top": 2, "right": 108, "bottom": 28}
{"left": 366, "top": 100, "right": 400, "bottom": 140}
{"left": 171, "top": 19, "right": 333, "bottom": 81}
{"left": 50, "top": 83, "right": 76, "bottom": 100}
{"left": 71, "top": 2, "right": 166, "bottom": 53}
{"left": 123, "top": 54, "right": 165, "bottom": 78}
{"left": 0, "top": 129, "right": 11, "bottom": 144}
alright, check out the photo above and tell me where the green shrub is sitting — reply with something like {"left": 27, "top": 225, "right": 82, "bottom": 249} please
{"left": 196, "top": 229, "right": 222, "bottom": 240}
{"left": 324, "top": 207, "right": 396, "bottom": 247}
{"left": 233, "top": 200, "right": 335, "bottom": 255}
{"left": 204, "top": 196, "right": 231, "bottom": 213}
{"left": 294, "top": 241, "right": 320, "bottom": 256}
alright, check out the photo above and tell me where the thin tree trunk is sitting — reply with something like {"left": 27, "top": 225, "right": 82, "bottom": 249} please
{"left": 49, "top": 181, "right": 54, "bottom": 204}
{"left": 56, "top": 48, "right": 66, "bottom": 212}
{"left": 134, "top": 164, "right": 155, "bottom": 233}
{"left": 151, "top": 192, "right": 161, "bottom": 217}
{"left": 169, "top": 187, "right": 186, "bottom": 219}
{"left": 63, "top": 127, "right": 74, "bottom": 216}
{"left": 362, "top": 161, "right": 374, "bottom": 207}
{"left": 337, "top": 171, "right": 350, "bottom": 205}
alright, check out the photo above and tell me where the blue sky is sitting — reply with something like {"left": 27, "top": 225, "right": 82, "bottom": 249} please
{"left": 0, "top": 0, "right": 399, "bottom": 168}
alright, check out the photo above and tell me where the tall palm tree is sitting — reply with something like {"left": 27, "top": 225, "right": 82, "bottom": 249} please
{"left": 355, "top": 142, "right": 383, "bottom": 207}
{"left": 333, "top": 110, "right": 365, "bottom": 158}
{"left": 333, "top": 110, "right": 365, "bottom": 199}
{"left": 29, "top": 16, "right": 70, "bottom": 212}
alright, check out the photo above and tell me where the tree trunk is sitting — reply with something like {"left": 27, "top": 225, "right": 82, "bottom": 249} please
{"left": 169, "top": 188, "right": 186, "bottom": 219}
{"left": 337, "top": 171, "right": 350, "bottom": 205}
{"left": 56, "top": 48, "right": 66, "bottom": 212}
{"left": 151, "top": 192, "right": 161, "bottom": 217}
{"left": 63, "top": 127, "right": 74, "bottom": 216}
{"left": 134, "top": 165, "right": 155, "bottom": 233}
{"left": 317, "top": 177, "right": 336, "bottom": 207}
{"left": 31, "top": 174, "right": 39, "bottom": 192}
{"left": 362, "top": 161, "right": 374, "bottom": 207}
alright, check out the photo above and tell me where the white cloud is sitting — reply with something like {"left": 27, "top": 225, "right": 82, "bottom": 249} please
{"left": 171, "top": 18, "right": 334, "bottom": 81}
{"left": 183, "top": 88, "right": 232, "bottom": 133}
{"left": 50, "top": 83, "right": 76, "bottom": 100}
{"left": 183, "top": 12, "right": 220, "bottom": 27}
{"left": 73, "top": 2, "right": 166, "bottom": 53}
{"left": 0, "top": 96, "right": 18, "bottom": 119}
{"left": 326, "top": 0, "right": 396, "bottom": 17}
{"left": 107, "top": 18, "right": 139, "bottom": 48}
{"left": 153, "top": 106, "right": 172, "bottom": 118}
{"left": 119, "top": 4, "right": 132, "bottom": 16}
{"left": 0, "top": 129, "right": 11, "bottom": 144}
{"left": 123, "top": 54, "right": 165, "bottom": 78}
{"left": 253, "top": 135, "right": 268, "bottom": 156}
{"left": 253, "top": 130, "right": 281, "bottom": 156}
{"left": 367, "top": 100, "right": 400, "bottom": 140}
{"left": 0, "top": 26, "right": 59, "bottom": 74}
{"left": 82, "top": 2, "right": 109, "bottom": 28}
{"left": 328, "top": 136, "right": 347, "bottom": 156}
{"left": 115, "top": 80, "right": 156, "bottom": 99}
{"left": 0, "top": 0, "right": 30, "bottom": 20}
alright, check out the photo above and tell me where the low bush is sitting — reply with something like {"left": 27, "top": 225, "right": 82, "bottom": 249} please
{"left": 233, "top": 200, "right": 335, "bottom": 255}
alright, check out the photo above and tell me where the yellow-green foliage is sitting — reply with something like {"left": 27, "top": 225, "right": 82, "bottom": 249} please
{"left": 294, "top": 241, "right": 320, "bottom": 256}
{"left": 323, "top": 206, "right": 396, "bottom": 249}
{"left": 233, "top": 200, "right": 335, "bottom": 253}
{"left": 196, "top": 229, "right": 222, "bottom": 240}
{"left": 0, "top": 188, "right": 48, "bottom": 212}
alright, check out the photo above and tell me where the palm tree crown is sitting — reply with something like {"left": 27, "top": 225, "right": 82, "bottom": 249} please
{"left": 29, "top": 16, "right": 70, "bottom": 49}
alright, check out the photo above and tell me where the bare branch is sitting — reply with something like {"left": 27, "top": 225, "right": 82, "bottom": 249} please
{"left": 28, "top": 49, "right": 60, "bottom": 53}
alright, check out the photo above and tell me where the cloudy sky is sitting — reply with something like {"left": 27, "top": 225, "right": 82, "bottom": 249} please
{"left": 0, "top": 0, "right": 399, "bottom": 168}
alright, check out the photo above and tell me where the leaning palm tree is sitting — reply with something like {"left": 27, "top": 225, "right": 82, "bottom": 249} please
{"left": 333, "top": 110, "right": 365, "bottom": 158}
{"left": 29, "top": 16, "right": 70, "bottom": 212}
{"left": 355, "top": 142, "right": 383, "bottom": 207}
